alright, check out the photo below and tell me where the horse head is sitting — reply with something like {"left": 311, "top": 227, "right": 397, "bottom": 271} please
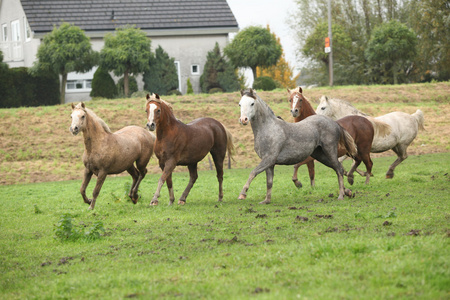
{"left": 239, "top": 89, "right": 258, "bottom": 125}
{"left": 145, "top": 93, "right": 174, "bottom": 131}
{"left": 287, "top": 87, "right": 304, "bottom": 118}
{"left": 70, "top": 102, "right": 87, "bottom": 135}
{"left": 316, "top": 95, "right": 333, "bottom": 117}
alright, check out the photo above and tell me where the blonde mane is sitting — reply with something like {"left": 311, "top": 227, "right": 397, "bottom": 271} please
{"left": 74, "top": 103, "right": 111, "bottom": 133}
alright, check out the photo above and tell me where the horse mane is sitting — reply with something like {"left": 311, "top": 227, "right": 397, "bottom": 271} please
{"left": 74, "top": 103, "right": 111, "bottom": 133}
{"left": 241, "top": 89, "right": 276, "bottom": 118}
{"left": 146, "top": 93, "right": 173, "bottom": 110}
{"left": 320, "top": 95, "right": 368, "bottom": 117}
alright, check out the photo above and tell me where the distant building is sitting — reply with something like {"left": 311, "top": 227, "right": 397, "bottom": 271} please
{"left": 0, "top": 0, "right": 239, "bottom": 102}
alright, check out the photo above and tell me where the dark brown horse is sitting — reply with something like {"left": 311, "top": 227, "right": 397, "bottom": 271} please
{"left": 70, "top": 102, "right": 155, "bottom": 210}
{"left": 145, "top": 93, "right": 234, "bottom": 205}
{"left": 288, "top": 87, "right": 375, "bottom": 185}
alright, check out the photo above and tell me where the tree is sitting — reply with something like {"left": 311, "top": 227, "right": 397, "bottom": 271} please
{"left": 31, "top": 23, "right": 97, "bottom": 104}
{"left": 224, "top": 26, "right": 282, "bottom": 80}
{"left": 90, "top": 67, "right": 116, "bottom": 99}
{"left": 200, "top": 42, "right": 240, "bottom": 93}
{"left": 408, "top": 0, "right": 450, "bottom": 81}
{"left": 256, "top": 26, "right": 299, "bottom": 88}
{"left": 143, "top": 45, "right": 178, "bottom": 95}
{"left": 365, "top": 20, "right": 417, "bottom": 84}
{"left": 100, "top": 25, "right": 151, "bottom": 97}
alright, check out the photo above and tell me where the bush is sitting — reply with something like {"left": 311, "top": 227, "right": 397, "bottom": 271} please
{"left": 187, "top": 78, "right": 194, "bottom": 94}
{"left": 0, "top": 63, "right": 59, "bottom": 108}
{"left": 209, "top": 87, "right": 223, "bottom": 94}
{"left": 167, "top": 89, "right": 182, "bottom": 96}
{"left": 252, "top": 76, "right": 277, "bottom": 91}
{"left": 143, "top": 45, "right": 178, "bottom": 95}
{"left": 117, "top": 76, "right": 138, "bottom": 97}
{"left": 90, "top": 67, "right": 116, "bottom": 99}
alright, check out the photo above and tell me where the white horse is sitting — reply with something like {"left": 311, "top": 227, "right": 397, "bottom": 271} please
{"left": 316, "top": 96, "right": 425, "bottom": 179}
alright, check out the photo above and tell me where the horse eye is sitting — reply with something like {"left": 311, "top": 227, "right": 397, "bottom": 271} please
{"left": 81, "top": 115, "right": 85, "bottom": 119}
{"left": 239, "top": 103, "right": 241, "bottom": 107}
{"left": 289, "top": 99, "right": 292, "bottom": 103}
{"left": 321, "top": 107, "right": 325, "bottom": 110}
{"left": 251, "top": 102, "right": 254, "bottom": 106}
{"left": 157, "top": 109, "right": 161, "bottom": 113}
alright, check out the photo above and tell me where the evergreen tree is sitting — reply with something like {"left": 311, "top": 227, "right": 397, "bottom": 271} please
{"left": 200, "top": 42, "right": 239, "bottom": 93}
{"left": 90, "top": 67, "right": 116, "bottom": 99}
{"left": 143, "top": 45, "right": 178, "bottom": 95}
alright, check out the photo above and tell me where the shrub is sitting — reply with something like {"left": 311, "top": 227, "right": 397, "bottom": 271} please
{"left": 54, "top": 213, "right": 104, "bottom": 242}
{"left": 187, "top": 78, "right": 194, "bottom": 94}
{"left": 143, "top": 45, "right": 178, "bottom": 95}
{"left": 209, "top": 87, "right": 223, "bottom": 94}
{"left": 253, "top": 76, "right": 277, "bottom": 91}
{"left": 90, "top": 67, "right": 117, "bottom": 99}
{"left": 167, "top": 89, "right": 182, "bottom": 96}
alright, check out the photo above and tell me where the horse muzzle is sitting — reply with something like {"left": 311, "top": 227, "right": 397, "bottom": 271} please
{"left": 147, "top": 122, "right": 156, "bottom": 131}
{"left": 239, "top": 116, "right": 249, "bottom": 126}
{"left": 290, "top": 109, "right": 299, "bottom": 118}
{"left": 70, "top": 126, "right": 79, "bottom": 135}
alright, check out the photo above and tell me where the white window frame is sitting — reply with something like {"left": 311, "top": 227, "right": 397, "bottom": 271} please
{"left": 24, "top": 18, "right": 31, "bottom": 42}
{"left": 66, "top": 79, "right": 92, "bottom": 92}
{"left": 174, "top": 61, "right": 181, "bottom": 91}
{"left": 191, "top": 64, "right": 200, "bottom": 75}
{"left": 1, "top": 24, "right": 7, "bottom": 42}
{"left": 11, "top": 20, "right": 20, "bottom": 42}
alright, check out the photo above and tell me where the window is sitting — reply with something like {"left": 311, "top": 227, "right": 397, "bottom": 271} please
{"left": 24, "top": 18, "right": 31, "bottom": 41}
{"left": 174, "top": 61, "right": 181, "bottom": 91}
{"left": 1, "top": 24, "right": 7, "bottom": 42}
{"left": 66, "top": 80, "right": 92, "bottom": 91}
{"left": 191, "top": 64, "right": 200, "bottom": 75}
{"left": 11, "top": 20, "right": 20, "bottom": 42}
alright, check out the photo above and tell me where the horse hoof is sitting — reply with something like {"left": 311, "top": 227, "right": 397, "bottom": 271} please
{"left": 178, "top": 200, "right": 186, "bottom": 205}
{"left": 345, "top": 189, "right": 352, "bottom": 197}
{"left": 293, "top": 180, "right": 303, "bottom": 189}
{"left": 259, "top": 200, "right": 271, "bottom": 204}
{"left": 385, "top": 174, "right": 394, "bottom": 179}
{"left": 238, "top": 194, "right": 246, "bottom": 200}
{"left": 348, "top": 177, "right": 354, "bottom": 185}
{"left": 150, "top": 200, "right": 158, "bottom": 206}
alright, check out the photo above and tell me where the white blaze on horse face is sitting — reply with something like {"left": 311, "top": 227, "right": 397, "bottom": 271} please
{"left": 147, "top": 103, "right": 158, "bottom": 131}
{"left": 70, "top": 110, "right": 86, "bottom": 135}
{"left": 239, "top": 95, "right": 255, "bottom": 125}
{"left": 291, "top": 94, "right": 301, "bottom": 117}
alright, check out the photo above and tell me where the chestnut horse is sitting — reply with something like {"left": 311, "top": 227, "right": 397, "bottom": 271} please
{"left": 288, "top": 88, "right": 376, "bottom": 185}
{"left": 70, "top": 102, "right": 155, "bottom": 210}
{"left": 145, "top": 93, "right": 234, "bottom": 205}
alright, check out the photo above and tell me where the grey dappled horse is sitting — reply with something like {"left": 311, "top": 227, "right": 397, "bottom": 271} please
{"left": 238, "top": 89, "right": 357, "bottom": 204}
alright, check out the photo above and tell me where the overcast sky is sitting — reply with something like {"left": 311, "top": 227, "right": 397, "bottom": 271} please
{"left": 226, "top": 0, "right": 299, "bottom": 79}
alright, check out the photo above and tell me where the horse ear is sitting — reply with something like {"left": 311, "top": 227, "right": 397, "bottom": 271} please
{"left": 240, "top": 89, "right": 245, "bottom": 96}
{"left": 146, "top": 94, "right": 150, "bottom": 100}
{"left": 154, "top": 93, "right": 160, "bottom": 99}
{"left": 249, "top": 88, "right": 254, "bottom": 96}
{"left": 287, "top": 88, "right": 291, "bottom": 94}
{"left": 81, "top": 102, "right": 85, "bottom": 109}
{"left": 71, "top": 103, "right": 75, "bottom": 109}
{"left": 298, "top": 86, "right": 303, "bottom": 94}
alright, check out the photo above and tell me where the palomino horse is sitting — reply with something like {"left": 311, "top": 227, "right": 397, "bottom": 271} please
{"left": 316, "top": 95, "right": 424, "bottom": 178}
{"left": 288, "top": 87, "right": 376, "bottom": 185}
{"left": 145, "top": 93, "right": 234, "bottom": 205}
{"left": 238, "top": 89, "right": 357, "bottom": 204}
{"left": 70, "top": 102, "right": 155, "bottom": 210}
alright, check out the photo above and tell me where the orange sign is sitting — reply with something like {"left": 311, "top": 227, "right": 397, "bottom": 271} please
{"left": 325, "top": 37, "right": 330, "bottom": 48}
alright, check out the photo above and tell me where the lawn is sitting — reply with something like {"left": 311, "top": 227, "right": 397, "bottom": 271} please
{"left": 0, "top": 153, "right": 448, "bottom": 299}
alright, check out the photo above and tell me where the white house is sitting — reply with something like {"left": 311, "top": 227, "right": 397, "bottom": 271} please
{"left": 0, "top": 0, "right": 239, "bottom": 102}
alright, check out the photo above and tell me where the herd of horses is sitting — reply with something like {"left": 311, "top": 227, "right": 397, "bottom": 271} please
{"left": 70, "top": 88, "right": 424, "bottom": 209}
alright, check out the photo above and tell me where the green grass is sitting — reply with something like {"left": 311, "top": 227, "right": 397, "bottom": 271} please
{"left": 0, "top": 153, "right": 449, "bottom": 299}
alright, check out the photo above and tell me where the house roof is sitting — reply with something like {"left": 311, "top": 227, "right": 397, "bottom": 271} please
{"left": 21, "top": 0, "right": 239, "bottom": 34}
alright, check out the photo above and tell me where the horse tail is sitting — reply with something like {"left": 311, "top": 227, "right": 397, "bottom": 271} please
{"left": 412, "top": 109, "right": 425, "bottom": 131}
{"left": 223, "top": 126, "right": 235, "bottom": 161}
{"left": 339, "top": 127, "right": 357, "bottom": 159}
{"left": 366, "top": 116, "right": 392, "bottom": 139}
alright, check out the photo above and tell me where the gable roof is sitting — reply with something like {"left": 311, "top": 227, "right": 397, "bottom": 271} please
{"left": 21, "top": 0, "right": 239, "bottom": 34}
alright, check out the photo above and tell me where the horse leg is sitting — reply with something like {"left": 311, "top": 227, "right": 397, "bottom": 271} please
{"left": 386, "top": 145, "right": 408, "bottom": 179}
{"left": 126, "top": 166, "right": 140, "bottom": 203}
{"left": 88, "top": 171, "right": 108, "bottom": 210}
{"left": 178, "top": 164, "right": 198, "bottom": 205}
{"left": 306, "top": 159, "right": 315, "bottom": 187}
{"left": 292, "top": 157, "right": 315, "bottom": 188}
{"left": 346, "top": 158, "right": 362, "bottom": 186}
{"left": 292, "top": 163, "right": 302, "bottom": 188}
{"left": 210, "top": 151, "right": 225, "bottom": 202}
{"left": 260, "top": 165, "right": 275, "bottom": 204}
{"left": 80, "top": 169, "right": 93, "bottom": 205}
{"left": 339, "top": 155, "right": 349, "bottom": 176}
{"left": 361, "top": 153, "right": 373, "bottom": 184}
{"left": 239, "top": 158, "right": 275, "bottom": 200}
{"left": 312, "top": 149, "right": 352, "bottom": 200}
{"left": 151, "top": 161, "right": 176, "bottom": 206}
{"left": 166, "top": 173, "right": 175, "bottom": 205}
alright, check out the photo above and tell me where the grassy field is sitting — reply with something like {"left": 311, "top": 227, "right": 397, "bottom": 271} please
{"left": 0, "top": 153, "right": 449, "bottom": 299}
{"left": 0, "top": 82, "right": 449, "bottom": 299}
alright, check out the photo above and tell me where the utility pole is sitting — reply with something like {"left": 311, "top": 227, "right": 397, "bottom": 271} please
{"left": 327, "top": 0, "right": 333, "bottom": 86}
